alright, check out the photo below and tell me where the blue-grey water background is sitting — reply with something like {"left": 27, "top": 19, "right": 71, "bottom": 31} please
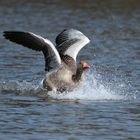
{"left": 0, "top": 0, "right": 140, "bottom": 139}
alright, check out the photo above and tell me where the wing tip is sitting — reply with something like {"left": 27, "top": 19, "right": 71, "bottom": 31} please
{"left": 3, "top": 31, "right": 10, "bottom": 39}
{"left": 3, "top": 31, "right": 8, "bottom": 36}
{"left": 3, "top": 31, "right": 15, "bottom": 37}
{"left": 85, "top": 36, "right": 90, "bottom": 44}
{"left": 3, "top": 31, "right": 17, "bottom": 41}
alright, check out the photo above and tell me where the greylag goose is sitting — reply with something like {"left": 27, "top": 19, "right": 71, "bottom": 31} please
{"left": 3, "top": 29, "right": 90, "bottom": 92}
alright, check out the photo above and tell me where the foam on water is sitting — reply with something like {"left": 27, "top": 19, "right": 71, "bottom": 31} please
{"left": 0, "top": 71, "right": 134, "bottom": 101}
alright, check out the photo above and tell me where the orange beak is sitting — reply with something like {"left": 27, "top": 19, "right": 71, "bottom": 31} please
{"left": 83, "top": 62, "right": 90, "bottom": 69}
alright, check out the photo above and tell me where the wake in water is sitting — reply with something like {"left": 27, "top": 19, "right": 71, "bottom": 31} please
{"left": 0, "top": 80, "right": 37, "bottom": 95}
{"left": 0, "top": 70, "right": 131, "bottom": 101}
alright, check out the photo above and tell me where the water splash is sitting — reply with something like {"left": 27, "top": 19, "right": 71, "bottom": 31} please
{"left": 0, "top": 71, "right": 134, "bottom": 101}
{"left": 47, "top": 72, "right": 124, "bottom": 101}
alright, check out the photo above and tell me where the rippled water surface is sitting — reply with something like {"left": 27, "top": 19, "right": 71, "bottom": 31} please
{"left": 0, "top": 0, "right": 140, "bottom": 139}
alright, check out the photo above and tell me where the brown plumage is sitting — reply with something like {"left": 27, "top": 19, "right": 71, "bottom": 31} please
{"left": 43, "top": 60, "right": 90, "bottom": 92}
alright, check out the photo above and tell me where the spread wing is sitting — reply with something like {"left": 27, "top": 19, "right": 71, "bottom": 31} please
{"left": 3, "top": 31, "right": 61, "bottom": 71}
{"left": 55, "top": 29, "right": 90, "bottom": 61}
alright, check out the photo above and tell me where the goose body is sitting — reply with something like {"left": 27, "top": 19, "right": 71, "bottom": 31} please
{"left": 3, "top": 29, "right": 90, "bottom": 92}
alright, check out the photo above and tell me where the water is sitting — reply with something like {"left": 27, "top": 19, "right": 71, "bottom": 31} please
{"left": 0, "top": 0, "right": 140, "bottom": 139}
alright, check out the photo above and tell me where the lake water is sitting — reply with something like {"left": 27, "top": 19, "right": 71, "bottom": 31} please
{"left": 0, "top": 0, "right": 140, "bottom": 139}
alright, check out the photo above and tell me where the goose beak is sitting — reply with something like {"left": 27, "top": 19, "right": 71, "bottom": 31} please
{"left": 83, "top": 62, "right": 90, "bottom": 69}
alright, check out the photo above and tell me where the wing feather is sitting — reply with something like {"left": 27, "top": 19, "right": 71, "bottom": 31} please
{"left": 3, "top": 31, "right": 61, "bottom": 71}
{"left": 55, "top": 29, "right": 90, "bottom": 61}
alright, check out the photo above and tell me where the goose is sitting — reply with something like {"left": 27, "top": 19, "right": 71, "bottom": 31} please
{"left": 3, "top": 29, "right": 90, "bottom": 92}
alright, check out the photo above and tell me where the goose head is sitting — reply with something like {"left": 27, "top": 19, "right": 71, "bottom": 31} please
{"left": 72, "top": 61, "right": 90, "bottom": 82}
{"left": 79, "top": 61, "right": 90, "bottom": 70}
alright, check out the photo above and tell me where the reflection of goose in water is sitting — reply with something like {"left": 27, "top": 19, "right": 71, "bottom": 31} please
{"left": 3, "top": 29, "right": 90, "bottom": 92}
